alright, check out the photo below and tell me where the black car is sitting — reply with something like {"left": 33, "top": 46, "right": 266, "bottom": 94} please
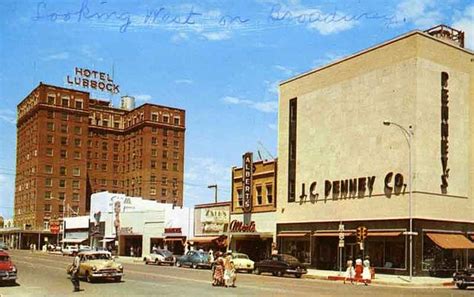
{"left": 453, "top": 268, "right": 474, "bottom": 289}
{"left": 254, "top": 254, "right": 307, "bottom": 278}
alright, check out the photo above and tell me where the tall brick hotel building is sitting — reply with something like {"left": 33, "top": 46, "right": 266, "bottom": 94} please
{"left": 15, "top": 83, "right": 185, "bottom": 230}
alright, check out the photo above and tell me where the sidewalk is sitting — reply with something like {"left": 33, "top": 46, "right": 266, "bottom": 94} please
{"left": 305, "top": 268, "right": 454, "bottom": 288}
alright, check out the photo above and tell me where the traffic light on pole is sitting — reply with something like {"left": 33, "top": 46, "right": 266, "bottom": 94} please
{"left": 356, "top": 227, "right": 363, "bottom": 243}
{"left": 362, "top": 227, "right": 368, "bottom": 240}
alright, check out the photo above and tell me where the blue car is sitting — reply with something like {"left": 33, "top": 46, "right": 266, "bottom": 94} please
{"left": 176, "top": 251, "right": 211, "bottom": 269}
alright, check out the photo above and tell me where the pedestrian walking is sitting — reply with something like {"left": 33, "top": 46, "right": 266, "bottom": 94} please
{"left": 223, "top": 251, "right": 236, "bottom": 288}
{"left": 362, "top": 256, "right": 371, "bottom": 286}
{"left": 344, "top": 257, "right": 355, "bottom": 284}
{"left": 212, "top": 257, "right": 225, "bottom": 286}
{"left": 354, "top": 255, "right": 363, "bottom": 284}
{"left": 130, "top": 246, "right": 134, "bottom": 257}
{"left": 70, "top": 251, "right": 82, "bottom": 292}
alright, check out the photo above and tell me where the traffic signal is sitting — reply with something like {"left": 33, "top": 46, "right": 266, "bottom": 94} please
{"left": 362, "top": 227, "right": 368, "bottom": 240}
{"left": 356, "top": 226, "right": 368, "bottom": 242}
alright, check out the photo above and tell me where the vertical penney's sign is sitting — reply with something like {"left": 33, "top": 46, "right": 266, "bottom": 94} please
{"left": 242, "top": 152, "right": 253, "bottom": 213}
{"left": 440, "top": 72, "right": 450, "bottom": 194}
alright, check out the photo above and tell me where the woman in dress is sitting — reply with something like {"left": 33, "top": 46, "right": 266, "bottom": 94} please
{"left": 354, "top": 256, "right": 363, "bottom": 283}
{"left": 362, "top": 256, "right": 371, "bottom": 286}
{"left": 344, "top": 257, "right": 355, "bottom": 284}
{"left": 212, "top": 257, "right": 224, "bottom": 286}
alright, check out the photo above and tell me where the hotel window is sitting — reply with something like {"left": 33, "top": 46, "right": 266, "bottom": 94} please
{"left": 45, "top": 165, "right": 53, "bottom": 174}
{"left": 152, "top": 127, "right": 158, "bottom": 133}
{"left": 173, "top": 140, "right": 179, "bottom": 148}
{"left": 74, "top": 138, "right": 81, "bottom": 147}
{"left": 288, "top": 98, "right": 297, "bottom": 202}
{"left": 72, "top": 167, "right": 80, "bottom": 176}
{"left": 60, "top": 136, "right": 67, "bottom": 146}
{"left": 161, "top": 188, "right": 167, "bottom": 196}
{"left": 47, "top": 135, "right": 54, "bottom": 144}
{"left": 72, "top": 193, "right": 79, "bottom": 201}
{"left": 46, "top": 148, "right": 53, "bottom": 156}
{"left": 172, "top": 178, "right": 177, "bottom": 188}
{"left": 150, "top": 175, "right": 156, "bottom": 183}
{"left": 59, "top": 179, "right": 66, "bottom": 188}
{"left": 47, "top": 122, "right": 54, "bottom": 131}
{"left": 150, "top": 187, "right": 157, "bottom": 195}
{"left": 60, "top": 124, "right": 68, "bottom": 133}
{"left": 88, "top": 140, "right": 93, "bottom": 148}
{"left": 174, "top": 130, "right": 179, "bottom": 137}
{"left": 47, "top": 110, "right": 54, "bottom": 119}
{"left": 45, "top": 178, "right": 52, "bottom": 187}
{"left": 61, "top": 112, "right": 68, "bottom": 120}
{"left": 102, "top": 142, "right": 108, "bottom": 150}
{"left": 103, "top": 120, "right": 109, "bottom": 127}
{"left": 74, "top": 151, "right": 81, "bottom": 159}
{"left": 74, "top": 126, "right": 81, "bottom": 135}
{"left": 151, "top": 160, "right": 156, "bottom": 169}
{"left": 72, "top": 180, "right": 80, "bottom": 189}
{"left": 87, "top": 162, "right": 92, "bottom": 170}
{"left": 161, "top": 176, "right": 167, "bottom": 186}
{"left": 163, "top": 139, "right": 168, "bottom": 147}
{"left": 237, "top": 188, "right": 243, "bottom": 206}
{"left": 113, "top": 143, "right": 119, "bottom": 152}
{"left": 173, "top": 151, "right": 179, "bottom": 160}
{"left": 59, "top": 192, "right": 65, "bottom": 200}
{"left": 266, "top": 184, "right": 273, "bottom": 204}
{"left": 173, "top": 117, "right": 180, "bottom": 125}
{"left": 61, "top": 97, "right": 69, "bottom": 107}
{"left": 162, "top": 162, "right": 168, "bottom": 170}
{"left": 59, "top": 205, "right": 64, "bottom": 213}
{"left": 163, "top": 115, "right": 169, "bottom": 123}
{"left": 114, "top": 122, "right": 120, "bottom": 128}
{"left": 47, "top": 95, "right": 55, "bottom": 104}
{"left": 172, "top": 189, "right": 178, "bottom": 197}
{"left": 101, "top": 153, "right": 107, "bottom": 160}
{"left": 101, "top": 179, "right": 107, "bottom": 186}
{"left": 101, "top": 164, "right": 107, "bottom": 171}
{"left": 75, "top": 99, "right": 83, "bottom": 109}
{"left": 152, "top": 137, "right": 157, "bottom": 145}
{"left": 59, "top": 166, "right": 66, "bottom": 176}
{"left": 151, "top": 149, "right": 157, "bottom": 157}
{"left": 44, "top": 204, "right": 51, "bottom": 212}
{"left": 113, "top": 154, "right": 119, "bottom": 161}
{"left": 74, "top": 114, "right": 82, "bottom": 122}
{"left": 256, "top": 185, "right": 262, "bottom": 205}
{"left": 172, "top": 163, "right": 178, "bottom": 171}
{"left": 60, "top": 149, "right": 67, "bottom": 158}
{"left": 113, "top": 164, "right": 118, "bottom": 172}
{"left": 162, "top": 150, "right": 168, "bottom": 158}
{"left": 161, "top": 199, "right": 166, "bottom": 204}
{"left": 151, "top": 113, "right": 158, "bottom": 121}
{"left": 163, "top": 128, "right": 168, "bottom": 136}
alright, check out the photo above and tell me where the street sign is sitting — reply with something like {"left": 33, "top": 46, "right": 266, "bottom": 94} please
{"left": 50, "top": 224, "right": 60, "bottom": 234}
{"left": 339, "top": 232, "right": 345, "bottom": 240}
{"left": 338, "top": 240, "right": 345, "bottom": 248}
{"left": 338, "top": 223, "right": 345, "bottom": 231}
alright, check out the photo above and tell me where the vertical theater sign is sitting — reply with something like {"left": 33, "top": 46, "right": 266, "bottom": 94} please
{"left": 242, "top": 152, "right": 253, "bottom": 213}
{"left": 440, "top": 72, "right": 450, "bottom": 194}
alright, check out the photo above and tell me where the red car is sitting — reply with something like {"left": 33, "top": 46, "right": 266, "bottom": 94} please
{"left": 0, "top": 250, "right": 17, "bottom": 284}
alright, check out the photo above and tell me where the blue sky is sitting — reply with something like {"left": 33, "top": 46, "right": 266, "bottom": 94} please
{"left": 0, "top": 0, "right": 473, "bottom": 218}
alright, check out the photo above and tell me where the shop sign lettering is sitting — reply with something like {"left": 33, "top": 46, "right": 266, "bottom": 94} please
{"left": 119, "top": 227, "right": 133, "bottom": 234}
{"left": 164, "top": 228, "right": 182, "bottom": 234}
{"left": 440, "top": 72, "right": 450, "bottom": 194}
{"left": 229, "top": 220, "right": 256, "bottom": 232}
{"left": 66, "top": 67, "right": 120, "bottom": 94}
{"left": 242, "top": 152, "right": 253, "bottom": 213}
{"left": 299, "top": 172, "right": 406, "bottom": 202}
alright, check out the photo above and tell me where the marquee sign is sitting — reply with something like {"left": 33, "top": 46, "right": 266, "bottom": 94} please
{"left": 242, "top": 152, "right": 253, "bottom": 213}
{"left": 66, "top": 67, "right": 120, "bottom": 94}
{"left": 440, "top": 72, "right": 450, "bottom": 194}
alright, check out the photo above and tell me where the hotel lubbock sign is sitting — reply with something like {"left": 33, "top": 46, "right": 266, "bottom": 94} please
{"left": 242, "top": 152, "right": 253, "bottom": 213}
{"left": 66, "top": 67, "right": 120, "bottom": 94}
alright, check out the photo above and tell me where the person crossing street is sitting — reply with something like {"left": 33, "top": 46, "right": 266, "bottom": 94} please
{"left": 70, "top": 251, "right": 82, "bottom": 293}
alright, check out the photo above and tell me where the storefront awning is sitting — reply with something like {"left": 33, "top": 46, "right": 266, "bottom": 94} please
{"left": 470, "top": 234, "right": 474, "bottom": 241}
{"left": 277, "top": 232, "right": 309, "bottom": 237}
{"left": 165, "top": 236, "right": 185, "bottom": 242}
{"left": 427, "top": 233, "right": 474, "bottom": 249}
{"left": 188, "top": 237, "right": 220, "bottom": 243}
{"left": 368, "top": 231, "right": 402, "bottom": 237}
{"left": 61, "top": 238, "right": 87, "bottom": 244}
{"left": 99, "top": 238, "right": 115, "bottom": 243}
{"left": 313, "top": 232, "right": 353, "bottom": 237}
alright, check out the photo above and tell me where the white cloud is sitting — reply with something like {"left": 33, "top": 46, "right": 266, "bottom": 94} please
{"left": 174, "top": 79, "right": 194, "bottom": 85}
{"left": 42, "top": 52, "right": 70, "bottom": 61}
{"left": 201, "top": 31, "right": 231, "bottom": 41}
{"left": 395, "top": 0, "right": 442, "bottom": 28}
{"left": 222, "top": 96, "right": 278, "bottom": 113}
{"left": 0, "top": 109, "right": 16, "bottom": 124}
{"left": 274, "top": 65, "right": 294, "bottom": 76}
{"left": 134, "top": 94, "right": 152, "bottom": 102}
{"left": 452, "top": 4, "right": 474, "bottom": 50}
{"left": 308, "top": 15, "right": 357, "bottom": 35}
{"left": 312, "top": 52, "right": 346, "bottom": 68}
{"left": 171, "top": 32, "right": 189, "bottom": 43}
{"left": 264, "top": 80, "right": 280, "bottom": 95}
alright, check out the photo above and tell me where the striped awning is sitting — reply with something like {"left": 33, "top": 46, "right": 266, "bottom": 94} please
{"left": 427, "top": 233, "right": 474, "bottom": 249}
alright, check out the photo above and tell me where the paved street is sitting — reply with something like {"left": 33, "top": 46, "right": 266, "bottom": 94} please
{"left": 0, "top": 250, "right": 472, "bottom": 296}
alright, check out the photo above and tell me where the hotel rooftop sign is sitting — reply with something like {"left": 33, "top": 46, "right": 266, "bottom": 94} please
{"left": 66, "top": 67, "right": 120, "bottom": 94}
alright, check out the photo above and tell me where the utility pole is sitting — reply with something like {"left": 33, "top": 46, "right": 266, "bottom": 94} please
{"left": 208, "top": 184, "right": 218, "bottom": 203}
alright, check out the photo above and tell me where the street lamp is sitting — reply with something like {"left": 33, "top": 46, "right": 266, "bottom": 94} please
{"left": 383, "top": 120, "right": 414, "bottom": 281}
{"left": 208, "top": 184, "right": 218, "bottom": 203}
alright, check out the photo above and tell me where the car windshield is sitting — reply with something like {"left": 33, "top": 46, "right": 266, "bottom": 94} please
{"left": 87, "top": 253, "right": 111, "bottom": 260}
{"left": 233, "top": 254, "right": 249, "bottom": 259}
{"left": 0, "top": 256, "right": 9, "bottom": 261}
{"left": 157, "top": 249, "right": 172, "bottom": 257}
{"left": 281, "top": 254, "right": 300, "bottom": 264}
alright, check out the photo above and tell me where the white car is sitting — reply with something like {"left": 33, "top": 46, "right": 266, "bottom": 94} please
{"left": 62, "top": 245, "right": 79, "bottom": 256}
{"left": 144, "top": 249, "right": 175, "bottom": 265}
{"left": 232, "top": 253, "right": 255, "bottom": 273}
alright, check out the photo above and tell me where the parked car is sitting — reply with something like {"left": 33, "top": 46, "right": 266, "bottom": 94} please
{"left": 231, "top": 253, "right": 254, "bottom": 273}
{"left": 254, "top": 254, "right": 307, "bottom": 278}
{"left": 453, "top": 268, "right": 474, "bottom": 289}
{"left": 66, "top": 251, "right": 123, "bottom": 283}
{"left": 62, "top": 245, "right": 79, "bottom": 256}
{"left": 144, "top": 249, "right": 175, "bottom": 266}
{"left": 176, "top": 251, "right": 211, "bottom": 269}
{"left": 0, "top": 242, "right": 8, "bottom": 250}
{"left": 0, "top": 250, "right": 17, "bottom": 284}
{"left": 78, "top": 245, "right": 92, "bottom": 253}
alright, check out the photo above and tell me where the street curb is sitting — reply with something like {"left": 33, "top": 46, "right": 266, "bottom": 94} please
{"left": 303, "top": 274, "right": 455, "bottom": 288}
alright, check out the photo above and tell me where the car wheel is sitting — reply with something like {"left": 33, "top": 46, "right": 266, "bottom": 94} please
{"left": 176, "top": 261, "right": 181, "bottom": 267}
{"left": 276, "top": 271, "right": 283, "bottom": 277}
{"left": 114, "top": 276, "right": 122, "bottom": 282}
{"left": 254, "top": 268, "right": 261, "bottom": 275}
{"left": 86, "top": 272, "right": 94, "bottom": 283}
{"left": 156, "top": 259, "right": 160, "bottom": 265}
{"left": 456, "top": 282, "right": 467, "bottom": 290}
{"left": 192, "top": 263, "right": 198, "bottom": 269}
{"left": 295, "top": 273, "right": 302, "bottom": 278}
